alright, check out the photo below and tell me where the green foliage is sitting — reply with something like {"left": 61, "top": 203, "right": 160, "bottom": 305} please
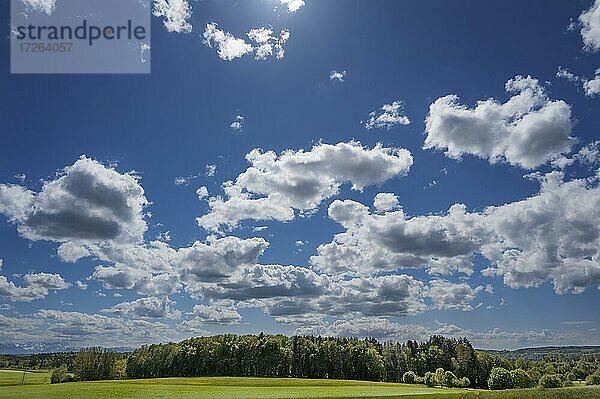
{"left": 50, "top": 366, "right": 68, "bottom": 384}
{"left": 401, "top": 371, "right": 416, "bottom": 384}
{"left": 441, "top": 370, "right": 458, "bottom": 387}
{"left": 488, "top": 367, "right": 513, "bottom": 390}
{"left": 458, "top": 376, "right": 470, "bottom": 388}
{"left": 586, "top": 372, "right": 600, "bottom": 385}
{"left": 538, "top": 373, "right": 562, "bottom": 388}
{"left": 565, "top": 372, "right": 576, "bottom": 381}
{"left": 510, "top": 368, "right": 533, "bottom": 388}
{"left": 424, "top": 371, "right": 436, "bottom": 387}
{"left": 73, "top": 348, "right": 118, "bottom": 381}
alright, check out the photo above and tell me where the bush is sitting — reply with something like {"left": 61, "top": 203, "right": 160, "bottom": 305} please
{"left": 510, "top": 368, "right": 534, "bottom": 389}
{"left": 488, "top": 367, "right": 512, "bottom": 390}
{"left": 424, "top": 371, "right": 436, "bottom": 387}
{"left": 458, "top": 377, "right": 470, "bottom": 388}
{"left": 50, "top": 366, "right": 68, "bottom": 384}
{"left": 402, "top": 371, "right": 417, "bottom": 384}
{"left": 441, "top": 370, "right": 458, "bottom": 387}
{"left": 565, "top": 372, "right": 576, "bottom": 381}
{"left": 586, "top": 372, "right": 600, "bottom": 386}
{"left": 538, "top": 374, "right": 562, "bottom": 389}
{"left": 415, "top": 376, "right": 425, "bottom": 384}
{"left": 562, "top": 379, "right": 574, "bottom": 387}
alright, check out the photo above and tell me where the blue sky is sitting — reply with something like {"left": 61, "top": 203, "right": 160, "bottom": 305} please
{"left": 1, "top": 0, "right": 600, "bottom": 351}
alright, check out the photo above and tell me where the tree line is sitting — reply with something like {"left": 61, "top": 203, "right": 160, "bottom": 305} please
{"left": 16, "top": 333, "right": 599, "bottom": 391}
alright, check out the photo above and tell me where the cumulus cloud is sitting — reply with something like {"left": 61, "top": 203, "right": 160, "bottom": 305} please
{"left": 311, "top": 198, "right": 482, "bottom": 276}
{"left": 579, "top": 0, "right": 600, "bottom": 52}
{"left": 190, "top": 265, "right": 427, "bottom": 319}
{"left": 230, "top": 115, "right": 244, "bottom": 131}
{"left": 21, "top": 0, "right": 55, "bottom": 15}
{"left": 583, "top": 68, "right": 600, "bottom": 96}
{"left": 364, "top": 101, "right": 411, "bottom": 130}
{"left": 330, "top": 70, "right": 347, "bottom": 82}
{"left": 203, "top": 24, "right": 290, "bottom": 61}
{"left": 552, "top": 140, "right": 600, "bottom": 169}
{"left": 0, "top": 156, "right": 148, "bottom": 245}
{"left": 312, "top": 171, "right": 600, "bottom": 295}
{"left": 101, "top": 297, "right": 181, "bottom": 319}
{"left": 424, "top": 75, "right": 575, "bottom": 169}
{"left": 203, "top": 23, "right": 253, "bottom": 61}
{"left": 556, "top": 66, "right": 600, "bottom": 97}
{"left": 206, "top": 164, "right": 217, "bottom": 177}
{"left": 0, "top": 272, "right": 69, "bottom": 302}
{"left": 427, "top": 279, "right": 486, "bottom": 311}
{"left": 197, "top": 141, "right": 413, "bottom": 232}
{"left": 280, "top": 0, "right": 305, "bottom": 13}
{"left": 189, "top": 304, "right": 242, "bottom": 324}
{"left": 153, "top": 0, "right": 193, "bottom": 33}
{"left": 196, "top": 186, "right": 209, "bottom": 199}
{"left": 373, "top": 193, "right": 400, "bottom": 213}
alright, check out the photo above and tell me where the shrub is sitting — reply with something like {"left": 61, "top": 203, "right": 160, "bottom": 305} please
{"left": 50, "top": 366, "right": 68, "bottom": 384}
{"left": 562, "top": 379, "right": 574, "bottom": 387}
{"left": 565, "top": 372, "right": 576, "bottom": 381}
{"left": 441, "top": 370, "right": 458, "bottom": 387}
{"left": 510, "top": 368, "right": 534, "bottom": 389}
{"left": 488, "top": 367, "right": 512, "bottom": 390}
{"left": 402, "top": 371, "right": 417, "bottom": 384}
{"left": 424, "top": 371, "right": 436, "bottom": 387}
{"left": 538, "top": 374, "right": 562, "bottom": 389}
{"left": 458, "top": 377, "right": 470, "bottom": 388}
{"left": 415, "top": 376, "right": 424, "bottom": 384}
{"left": 586, "top": 372, "right": 600, "bottom": 386}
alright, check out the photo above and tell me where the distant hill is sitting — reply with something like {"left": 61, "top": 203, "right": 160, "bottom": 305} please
{"left": 483, "top": 346, "right": 600, "bottom": 361}
{"left": 0, "top": 342, "right": 132, "bottom": 355}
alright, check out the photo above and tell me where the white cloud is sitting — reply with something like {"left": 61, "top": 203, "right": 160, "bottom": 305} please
{"left": 75, "top": 280, "right": 87, "bottom": 290}
{"left": 206, "top": 164, "right": 217, "bottom": 177}
{"left": 312, "top": 171, "right": 600, "bottom": 295}
{"left": 197, "top": 141, "right": 413, "bottom": 232}
{"left": 192, "top": 265, "right": 427, "bottom": 319}
{"left": 364, "top": 101, "right": 411, "bottom": 130}
{"left": 311, "top": 198, "right": 481, "bottom": 276}
{"left": 153, "top": 0, "right": 193, "bottom": 33}
{"left": 0, "top": 156, "right": 149, "bottom": 245}
{"left": 101, "top": 297, "right": 181, "bottom": 319}
{"left": 247, "top": 28, "right": 290, "bottom": 60}
{"left": 583, "top": 68, "right": 600, "bottom": 96}
{"left": 579, "top": 0, "right": 600, "bottom": 52}
{"left": 330, "top": 70, "right": 347, "bottom": 82}
{"left": 373, "top": 193, "right": 400, "bottom": 213}
{"left": 189, "top": 303, "right": 242, "bottom": 324}
{"left": 427, "top": 279, "right": 486, "bottom": 311}
{"left": 557, "top": 66, "right": 580, "bottom": 83}
{"left": 280, "top": 0, "right": 305, "bottom": 13}
{"left": 203, "top": 24, "right": 290, "bottom": 61}
{"left": 0, "top": 272, "right": 69, "bottom": 302}
{"left": 203, "top": 23, "right": 253, "bottom": 61}
{"left": 424, "top": 75, "right": 575, "bottom": 169}
{"left": 21, "top": 0, "right": 55, "bottom": 15}
{"left": 553, "top": 141, "right": 600, "bottom": 169}
{"left": 230, "top": 115, "right": 244, "bottom": 131}
{"left": 196, "top": 186, "right": 209, "bottom": 199}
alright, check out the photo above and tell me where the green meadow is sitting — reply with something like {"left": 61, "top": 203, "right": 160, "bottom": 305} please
{"left": 0, "top": 375, "right": 599, "bottom": 399}
{"left": 0, "top": 370, "right": 50, "bottom": 387}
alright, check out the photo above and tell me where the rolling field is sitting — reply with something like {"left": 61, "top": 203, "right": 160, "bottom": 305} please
{"left": 0, "top": 370, "right": 50, "bottom": 387}
{"left": 0, "top": 376, "right": 599, "bottom": 399}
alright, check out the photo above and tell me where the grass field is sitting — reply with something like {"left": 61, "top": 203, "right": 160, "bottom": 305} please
{"left": 0, "top": 370, "right": 50, "bottom": 387}
{"left": 0, "top": 376, "right": 598, "bottom": 399}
